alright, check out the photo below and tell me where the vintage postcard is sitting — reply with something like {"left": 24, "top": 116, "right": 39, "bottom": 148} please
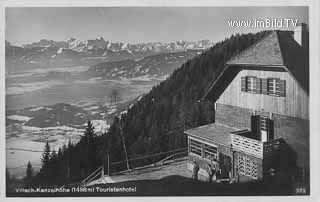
{"left": 2, "top": 0, "right": 319, "bottom": 200}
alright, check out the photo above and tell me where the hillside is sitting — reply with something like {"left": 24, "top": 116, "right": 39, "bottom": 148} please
{"left": 25, "top": 31, "right": 271, "bottom": 186}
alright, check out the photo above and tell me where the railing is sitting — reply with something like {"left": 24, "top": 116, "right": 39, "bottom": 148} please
{"left": 263, "top": 138, "right": 282, "bottom": 157}
{"left": 231, "top": 133, "right": 263, "bottom": 158}
{"left": 80, "top": 148, "right": 188, "bottom": 186}
{"left": 80, "top": 166, "right": 103, "bottom": 186}
{"left": 230, "top": 129, "right": 251, "bottom": 138}
{"left": 104, "top": 148, "right": 188, "bottom": 176}
{"left": 154, "top": 150, "right": 188, "bottom": 166}
{"left": 109, "top": 148, "right": 187, "bottom": 172}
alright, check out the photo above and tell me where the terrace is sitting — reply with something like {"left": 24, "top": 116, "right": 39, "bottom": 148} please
{"left": 231, "top": 130, "right": 283, "bottom": 158}
{"left": 185, "top": 123, "right": 283, "bottom": 160}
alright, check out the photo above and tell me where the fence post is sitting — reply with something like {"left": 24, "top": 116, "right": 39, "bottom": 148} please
{"left": 101, "top": 166, "right": 104, "bottom": 177}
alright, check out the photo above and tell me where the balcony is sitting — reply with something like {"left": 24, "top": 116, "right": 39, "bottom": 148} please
{"left": 231, "top": 130, "right": 282, "bottom": 159}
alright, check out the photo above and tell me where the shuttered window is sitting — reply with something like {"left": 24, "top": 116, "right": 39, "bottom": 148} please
{"left": 267, "top": 78, "right": 286, "bottom": 97}
{"left": 267, "top": 78, "right": 277, "bottom": 95}
{"left": 241, "top": 76, "right": 259, "bottom": 93}
{"left": 247, "top": 77, "right": 255, "bottom": 93}
{"left": 241, "top": 76, "right": 285, "bottom": 97}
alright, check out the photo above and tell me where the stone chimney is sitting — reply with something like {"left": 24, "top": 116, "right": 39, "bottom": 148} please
{"left": 294, "top": 23, "right": 309, "bottom": 48}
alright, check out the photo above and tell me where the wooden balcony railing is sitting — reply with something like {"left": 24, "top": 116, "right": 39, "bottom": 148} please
{"left": 231, "top": 130, "right": 282, "bottom": 159}
{"left": 231, "top": 132, "right": 264, "bottom": 158}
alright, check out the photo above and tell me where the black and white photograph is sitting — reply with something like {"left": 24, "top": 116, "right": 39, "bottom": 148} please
{"left": 2, "top": 1, "right": 319, "bottom": 199}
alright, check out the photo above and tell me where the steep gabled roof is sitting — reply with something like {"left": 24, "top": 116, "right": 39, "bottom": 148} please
{"left": 226, "top": 31, "right": 284, "bottom": 66}
{"left": 203, "top": 30, "right": 309, "bottom": 101}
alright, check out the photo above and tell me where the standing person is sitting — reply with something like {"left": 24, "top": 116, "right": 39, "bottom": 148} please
{"left": 206, "top": 164, "right": 215, "bottom": 183}
{"left": 192, "top": 160, "right": 200, "bottom": 180}
{"left": 216, "top": 167, "right": 222, "bottom": 180}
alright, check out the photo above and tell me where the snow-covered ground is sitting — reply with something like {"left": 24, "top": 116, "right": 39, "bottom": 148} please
{"left": 7, "top": 115, "right": 32, "bottom": 122}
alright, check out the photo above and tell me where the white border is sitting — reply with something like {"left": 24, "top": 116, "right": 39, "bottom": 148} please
{"left": 1, "top": 1, "right": 319, "bottom": 202}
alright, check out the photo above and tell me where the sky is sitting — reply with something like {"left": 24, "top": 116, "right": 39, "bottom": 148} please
{"left": 5, "top": 7, "right": 308, "bottom": 46}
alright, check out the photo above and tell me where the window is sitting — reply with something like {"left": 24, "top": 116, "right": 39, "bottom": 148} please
{"left": 189, "top": 138, "right": 202, "bottom": 156}
{"left": 259, "top": 116, "right": 271, "bottom": 142}
{"left": 188, "top": 137, "right": 218, "bottom": 161}
{"left": 247, "top": 77, "right": 255, "bottom": 92}
{"left": 251, "top": 115, "right": 274, "bottom": 142}
{"left": 203, "top": 144, "right": 218, "bottom": 161}
{"left": 267, "top": 78, "right": 277, "bottom": 95}
{"left": 267, "top": 78, "right": 286, "bottom": 97}
{"left": 241, "top": 76, "right": 260, "bottom": 94}
{"left": 241, "top": 76, "right": 285, "bottom": 97}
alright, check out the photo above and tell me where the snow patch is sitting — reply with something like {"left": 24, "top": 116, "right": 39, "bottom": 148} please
{"left": 22, "top": 125, "right": 84, "bottom": 132}
{"left": 83, "top": 105, "right": 99, "bottom": 111}
{"left": 120, "top": 110, "right": 127, "bottom": 115}
{"left": 29, "top": 106, "right": 52, "bottom": 112}
{"left": 89, "top": 77, "right": 102, "bottom": 81}
{"left": 92, "top": 120, "right": 110, "bottom": 133}
{"left": 7, "top": 115, "right": 32, "bottom": 122}
{"left": 57, "top": 48, "right": 63, "bottom": 54}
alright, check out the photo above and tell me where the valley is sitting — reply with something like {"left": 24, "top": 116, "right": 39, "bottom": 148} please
{"left": 5, "top": 42, "right": 203, "bottom": 178}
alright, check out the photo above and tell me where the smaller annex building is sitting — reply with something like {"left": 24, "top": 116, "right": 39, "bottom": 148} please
{"left": 185, "top": 24, "right": 309, "bottom": 183}
{"left": 186, "top": 123, "right": 295, "bottom": 182}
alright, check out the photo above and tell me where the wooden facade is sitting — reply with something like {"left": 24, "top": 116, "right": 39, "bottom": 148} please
{"left": 216, "top": 69, "right": 309, "bottom": 120}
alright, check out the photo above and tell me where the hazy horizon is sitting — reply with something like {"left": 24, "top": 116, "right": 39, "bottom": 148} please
{"left": 6, "top": 7, "right": 308, "bottom": 46}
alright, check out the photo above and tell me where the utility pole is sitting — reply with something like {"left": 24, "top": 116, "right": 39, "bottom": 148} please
{"left": 107, "top": 153, "right": 110, "bottom": 176}
{"left": 119, "top": 118, "right": 130, "bottom": 171}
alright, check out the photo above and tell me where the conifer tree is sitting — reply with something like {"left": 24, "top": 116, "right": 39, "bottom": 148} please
{"left": 40, "top": 140, "right": 51, "bottom": 178}
{"left": 26, "top": 161, "right": 34, "bottom": 180}
{"left": 84, "top": 120, "right": 95, "bottom": 143}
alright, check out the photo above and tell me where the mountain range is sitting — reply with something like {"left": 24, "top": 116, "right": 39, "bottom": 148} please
{"left": 5, "top": 38, "right": 214, "bottom": 74}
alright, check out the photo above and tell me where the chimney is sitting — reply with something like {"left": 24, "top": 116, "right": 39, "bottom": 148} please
{"left": 294, "top": 23, "right": 309, "bottom": 48}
